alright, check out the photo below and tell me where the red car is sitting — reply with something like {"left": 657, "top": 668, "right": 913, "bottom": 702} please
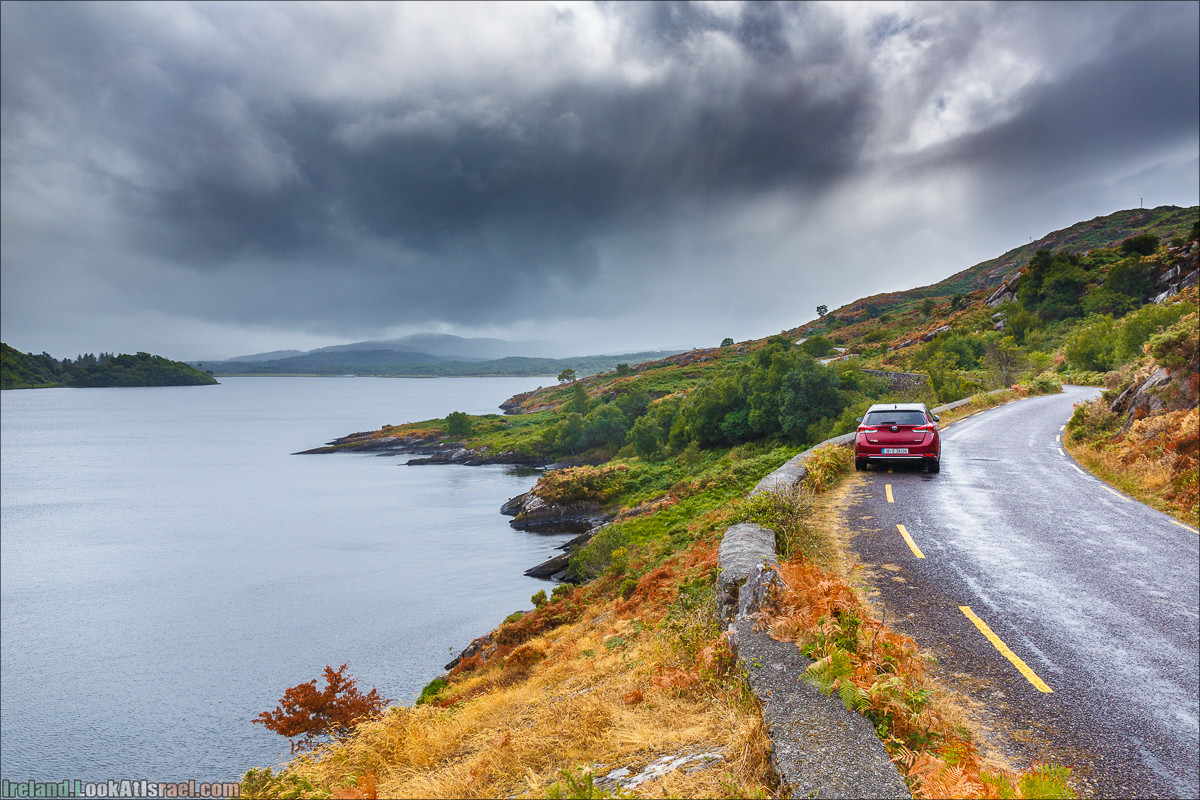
{"left": 854, "top": 402, "right": 941, "bottom": 473}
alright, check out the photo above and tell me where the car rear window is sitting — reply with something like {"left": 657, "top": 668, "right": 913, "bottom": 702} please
{"left": 863, "top": 410, "right": 928, "bottom": 426}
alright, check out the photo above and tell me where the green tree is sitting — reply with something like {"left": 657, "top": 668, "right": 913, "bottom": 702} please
{"left": 984, "top": 336, "right": 1027, "bottom": 387}
{"left": 920, "top": 298, "right": 936, "bottom": 317}
{"left": 557, "top": 368, "right": 576, "bottom": 384}
{"left": 552, "top": 413, "right": 587, "bottom": 455}
{"left": 720, "top": 337, "right": 735, "bottom": 347}
{"left": 627, "top": 415, "right": 663, "bottom": 459}
{"left": 1019, "top": 249, "right": 1088, "bottom": 320}
{"left": 925, "top": 353, "right": 965, "bottom": 404}
{"left": 614, "top": 387, "right": 650, "bottom": 420}
{"left": 444, "top": 411, "right": 472, "bottom": 437}
{"left": 615, "top": 362, "right": 631, "bottom": 376}
{"left": 568, "top": 381, "right": 589, "bottom": 415}
{"left": 583, "top": 404, "right": 629, "bottom": 450}
{"left": 816, "top": 304, "right": 829, "bottom": 317}
{"left": 1064, "top": 316, "right": 1118, "bottom": 372}
{"left": 1081, "top": 258, "right": 1154, "bottom": 317}
{"left": 995, "top": 300, "right": 1041, "bottom": 345}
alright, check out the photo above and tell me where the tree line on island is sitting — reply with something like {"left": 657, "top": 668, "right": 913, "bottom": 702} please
{"left": 1, "top": 344, "right": 218, "bottom": 389}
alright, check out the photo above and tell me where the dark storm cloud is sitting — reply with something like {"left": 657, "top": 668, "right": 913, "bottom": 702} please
{"left": 923, "top": 3, "right": 1199, "bottom": 194}
{"left": 1, "top": 1, "right": 1197, "bottom": 358}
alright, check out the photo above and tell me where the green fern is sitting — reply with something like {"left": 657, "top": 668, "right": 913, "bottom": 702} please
{"left": 804, "top": 647, "right": 855, "bottom": 696}
{"left": 838, "top": 680, "right": 870, "bottom": 713}
{"left": 1018, "top": 763, "right": 1077, "bottom": 799}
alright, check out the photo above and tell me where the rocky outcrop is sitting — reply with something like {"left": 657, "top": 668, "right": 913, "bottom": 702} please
{"left": 296, "top": 432, "right": 546, "bottom": 466}
{"left": 1153, "top": 242, "right": 1199, "bottom": 303}
{"left": 522, "top": 528, "right": 602, "bottom": 581}
{"left": 1110, "top": 366, "right": 1173, "bottom": 425}
{"left": 985, "top": 272, "right": 1021, "bottom": 307}
{"left": 861, "top": 368, "right": 928, "bottom": 393}
{"left": 501, "top": 491, "right": 612, "bottom": 580}
{"left": 500, "top": 389, "right": 537, "bottom": 415}
{"left": 716, "top": 523, "right": 778, "bottom": 623}
{"left": 444, "top": 633, "right": 495, "bottom": 671}
{"left": 503, "top": 490, "right": 609, "bottom": 532}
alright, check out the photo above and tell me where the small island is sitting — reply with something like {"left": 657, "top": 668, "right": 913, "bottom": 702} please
{"left": 1, "top": 343, "right": 218, "bottom": 389}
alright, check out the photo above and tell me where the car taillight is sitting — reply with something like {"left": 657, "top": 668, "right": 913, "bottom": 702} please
{"left": 857, "top": 426, "right": 878, "bottom": 433}
{"left": 913, "top": 424, "right": 936, "bottom": 432}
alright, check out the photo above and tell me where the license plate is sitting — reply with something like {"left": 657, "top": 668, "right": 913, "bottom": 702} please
{"left": 882, "top": 448, "right": 909, "bottom": 454}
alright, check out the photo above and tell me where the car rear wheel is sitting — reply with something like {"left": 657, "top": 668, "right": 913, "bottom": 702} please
{"left": 855, "top": 458, "right": 867, "bottom": 471}
{"left": 927, "top": 458, "right": 940, "bottom": 474}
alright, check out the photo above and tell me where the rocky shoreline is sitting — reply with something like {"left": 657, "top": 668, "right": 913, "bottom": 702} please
{"left": 500, "top": 489, "right": 613, "bottom": 580}
{"left": 294, "top": 431, "right": 547, "bottom": 466}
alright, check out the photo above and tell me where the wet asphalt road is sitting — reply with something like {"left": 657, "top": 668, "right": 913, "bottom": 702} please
{"left": 846, "top": 386, "right": 1199, "bottom": 798}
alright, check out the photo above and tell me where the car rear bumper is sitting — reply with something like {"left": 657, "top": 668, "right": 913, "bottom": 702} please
{"left": 854, "top": 441, "right": 940, "bottom": 460}
{"left": 862, "top": 453, "right": 939, "bottom": 460}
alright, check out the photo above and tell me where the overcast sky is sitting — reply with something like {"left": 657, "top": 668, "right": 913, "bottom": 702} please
{"left": 2, "top": 1, "right": 1197, "bottom": 360}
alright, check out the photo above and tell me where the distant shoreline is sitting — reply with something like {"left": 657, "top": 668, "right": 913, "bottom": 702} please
{"left": 212, "top": 372, "right": 560, "bottom": 379}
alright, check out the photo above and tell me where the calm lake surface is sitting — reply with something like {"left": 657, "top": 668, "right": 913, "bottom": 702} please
{"left": 0, "top": 376, "right": 568, "bottom": 783}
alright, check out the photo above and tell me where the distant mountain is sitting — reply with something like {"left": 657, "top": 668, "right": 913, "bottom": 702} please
{"left": 225, "top": 349, "right": 306, "bottom": 362}
{"left": 196, "top": 334, "right": 681, "bottom": 377}
{"left": 195, "top": 333, "right": 669, "bottom": 377}
{"left": 309, "top": 334, "right": 562, "bottom": 360}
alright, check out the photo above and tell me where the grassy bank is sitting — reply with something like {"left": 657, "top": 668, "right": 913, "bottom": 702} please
{"left": 242, "top": 388, "right": 1076, "bottom": 799}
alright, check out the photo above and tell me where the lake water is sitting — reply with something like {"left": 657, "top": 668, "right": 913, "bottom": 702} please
{"left": 0, "top": 377, "right": 569, "bottom": 784}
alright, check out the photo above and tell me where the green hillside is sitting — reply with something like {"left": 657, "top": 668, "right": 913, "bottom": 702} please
{"left": 802, "top": 205, "right": 1197, "bottom": 328}
{"left": 1, "top": 344, "right": 218, "bottom": 389}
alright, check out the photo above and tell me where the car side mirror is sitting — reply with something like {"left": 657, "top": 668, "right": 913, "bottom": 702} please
{"left": 855, "top": 416, "right": 863, "bottom": 423}
{"left": 933, "top": 415, "right": 940, "bottom": 422}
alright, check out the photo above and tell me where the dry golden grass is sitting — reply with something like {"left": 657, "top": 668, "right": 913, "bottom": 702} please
{"left": 272, "top": 552, "right": 773, "bottom": 799}
{"left": 1065, "top": 406, "right": 1199, "bottom": 527}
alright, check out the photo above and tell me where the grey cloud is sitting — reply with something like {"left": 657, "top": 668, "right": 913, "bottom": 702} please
{"left": 1, "top": 1, "right": 1197, "bottom": 358}
{"left": 924, "top": 3, "right": 1198, "bottom": 195}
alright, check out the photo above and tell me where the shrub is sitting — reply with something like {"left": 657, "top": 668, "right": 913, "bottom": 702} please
{"left": 567, "top": 524, "right": 632, "bottom": 581}
{"left": 1114, "top": 302, "right": 1190, "bottom": 364}
{"left": 801, "top": 335, "right": 835, "bottom": 358}
{"left": 737, "top": 485, "right": 815, "bottom": 559}
{"left": 1064, "top": 316, "right": 1118, "bottom": 372}
{"left": 444, "top": 411, "right": 472, "bottom": 437}
{"left": 583, "top": 404, "right": 629, "bottom": 450}
{"left": 1028, "top": 372, "right": 1063, "bottom": 395}
{"left": 531, "top": 589, "right": 548, "bottom": 608}
{"left": 416, "top": 677, "right": 447, "bottom": 706}
{"left": 536, "top": 464, "right": 629, "bottom": 505}
{"left": 1120, "top": 234, "right": 1159, "bottom": 256}
{"left": 1065, "top": 401, "right": 1121, "bottom": 446}
{"left": 1147, "top": 313, "right": 1198, "bottom": 371}
{"left": 254, "top": 664, "right": 391, "bottom": 753}
{"left": 627, "top": 414, "right": 663, "bottom": 459}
